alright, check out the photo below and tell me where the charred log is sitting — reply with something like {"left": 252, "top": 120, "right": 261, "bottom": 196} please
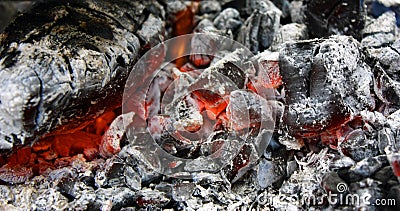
{"left": 0, "top": 0, "right": 166, "bottom": 154}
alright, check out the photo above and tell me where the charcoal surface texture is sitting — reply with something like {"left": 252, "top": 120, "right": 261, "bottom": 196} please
{"left": 279, "top": 35, "right": 375, "bottom": 138}
{"left": 0, "top": 0, "right": 165, "bottom": 153}
{"left": 305, "top": 0, "right": 365, "bottom": 40}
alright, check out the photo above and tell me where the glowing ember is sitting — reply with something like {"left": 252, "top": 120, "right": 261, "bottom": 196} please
{"left": 0, "top": 110, "right": 119, "bottom": 183}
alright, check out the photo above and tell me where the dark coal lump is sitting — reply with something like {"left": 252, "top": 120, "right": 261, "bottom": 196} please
{"left": 279, "top": 35, "right": 375, "bottom": 138}
{"left": 305, "top": 0, "right": 365, "bottom": 40}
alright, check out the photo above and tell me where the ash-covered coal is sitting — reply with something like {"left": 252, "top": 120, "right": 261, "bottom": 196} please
{"left": 279, "top": 35, "right": 375, "bottom": 138}
{"left": 1, "top": 0, "right": 400, "bottom": 210}
{"left": 0, "top": 0, "right": 166, "bottom": 153}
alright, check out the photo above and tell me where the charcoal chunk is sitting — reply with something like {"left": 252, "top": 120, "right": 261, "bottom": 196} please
{"left": 339, "top": 129, "right": 379, "bottom": 161}
{"left": 0, "top": 0, "right": 165, "bottom": 153}
{"left": 279, "top": 36, "right": 375, "bottom": 138}
{"left": 362, "top": 11, "right": 397, "bottom": 48}
{"left": 213, "top": 8, "right": 242, "bottom": 33}
{"left": 237, "top": 1, "right": 281, "bottom": 53}
{"left": 305, "top": 0, "right": 365, "bottom": 40}
{"left": 257, "top": 157, "right": 286, "bottom": 189}
{"left": 269, "top": 23, "right": 308, "bottom": 51}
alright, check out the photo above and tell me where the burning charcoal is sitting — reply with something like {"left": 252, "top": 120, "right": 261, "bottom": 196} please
{"left": 269, "top": 23, "right": 308, "bottom": 51}
{"left": 226, "top": 0, "right": 282, "bottom": 17}
{"left": 198, "top": 48, "right": 250, "bottom": 90}
{"left": 50, "top": 131, "right": 101, "bottom": 159}
{"left": 279, "top": 36, "right": 375, "bottom": 138}
{"left": 0, "top": 0, "right": 166, "bottom": 153}
{"left": 167, "top": 96, "right": 203, "bottom": 133}
{"left": 373, "top": 41, "right": 400, "bottom": 107}
{"left": 145, "top": 68, "right": 175, "bottom": 120}
{"left": 237, "top": 2, "right": 281, "bottom": 53}
{"left": 278, "top": 133, "right": 304, "bottom": 150}
{"left": 251, "top": 51, "right": 282, "bottom": 89}
{"left": 227, "top": 144, "right": 260, "bottom": 182}
{"left": 339, "top": 129, "right": 379, "bottom": 161}
{"left": 135, "top": 188, "right": 170, "bottom": 208}
{"left": 362, "top": 11, "right": 397, "bottom": 48}
{"left": 213, "top": 8, "right": 242, "bottom": 33}
{"left": 147, "top": 114, "right": 197, "bottom": 158}
{"left": 290, "top": 1, "right": 306, "bottom": 23}
{"left": 227, "top": 90, "right": 275, "bottom": 137}
{"left": 305, "top": 0, "right": 366, "bottom": 40}
{"left": 374, "top": 67, "right": 400, "bottom": 107}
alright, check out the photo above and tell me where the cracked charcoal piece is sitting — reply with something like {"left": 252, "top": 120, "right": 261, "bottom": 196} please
{"left": 305, "top": 0, "right": 365, "bottom": 40}
{"left": 237, "top": 0, "right": 281, "bottom": 54}
{"left": 279, "top": 36, "right": 375, "bottom": 138}
{"left": 0, "top": 0, "right": 166, "bottom": 153}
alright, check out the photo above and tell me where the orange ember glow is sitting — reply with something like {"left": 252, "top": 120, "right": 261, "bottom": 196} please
{"left": 0, "top": 110, "right": 118, "bottom": 181}
{"left": 170, "top": 2, "right": 198, "bottom": 67}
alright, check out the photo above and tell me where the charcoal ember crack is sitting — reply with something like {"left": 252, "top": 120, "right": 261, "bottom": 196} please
{"left": 0, "top": 0, "right": 166, "bottom": 153}
{"left": 279, "top": 36, "right": 375, "bottom": 139}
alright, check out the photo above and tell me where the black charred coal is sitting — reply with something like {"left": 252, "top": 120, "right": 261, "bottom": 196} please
{"left": 237, "top": 0, "right": 281, "bottom": 53}
{"left": 279, "top": 36, "right": 375, "bottom": 138}
{"left": 0, "top": 0, "right": 166, "bottom": 153}
{"left": 305, "top": 0, "right": 365, "bottom": 40}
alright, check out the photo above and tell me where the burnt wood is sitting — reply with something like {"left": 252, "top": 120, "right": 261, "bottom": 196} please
{"left": 0, "top": 0, "right": 166, "bottom": 154}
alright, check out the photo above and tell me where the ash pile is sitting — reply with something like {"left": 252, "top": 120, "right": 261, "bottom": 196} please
{"left": 1, "top": 0, "right": 400, "bottom": 210}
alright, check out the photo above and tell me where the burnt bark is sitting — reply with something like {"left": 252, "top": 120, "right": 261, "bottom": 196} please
{"left": 0, "top": 0, "right": 166, "bottom": 154}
